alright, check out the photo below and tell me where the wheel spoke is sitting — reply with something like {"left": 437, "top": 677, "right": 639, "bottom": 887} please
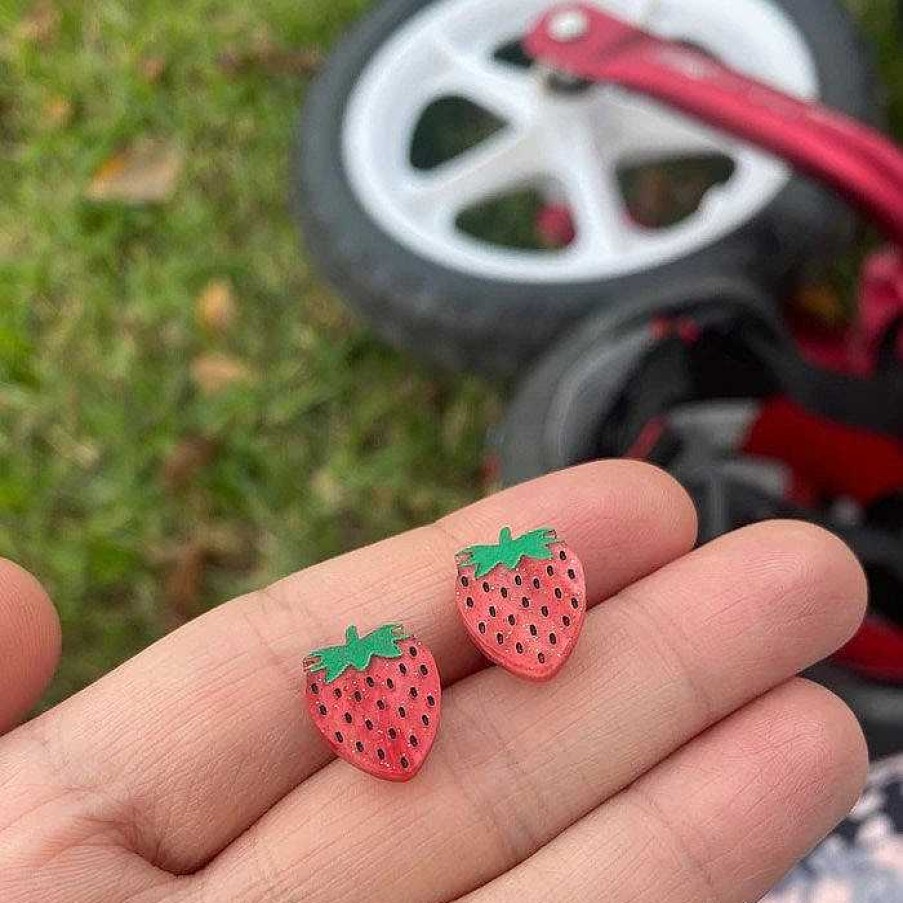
{"left": 427, "top": 35, "right": 539, "bottom": 128}
{"left": 550, "top": 118, "right": 629, "bottom": 256}
{"left": 636, "top": 0, "right": 664, "bottom": 27}
{"left": 402, "top": 128, "right": 545, "bottom": 225}
{"left": 606, "top": 93, "right": 735, "bottom": 163}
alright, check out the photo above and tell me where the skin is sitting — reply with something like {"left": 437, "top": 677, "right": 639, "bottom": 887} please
{"left": 0, "top": 460, "right": 869, "bottom": 902}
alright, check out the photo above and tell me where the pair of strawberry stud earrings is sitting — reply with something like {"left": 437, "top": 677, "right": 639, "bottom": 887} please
{"left": 304, "top": 526, "right": 586, "bottom": 782}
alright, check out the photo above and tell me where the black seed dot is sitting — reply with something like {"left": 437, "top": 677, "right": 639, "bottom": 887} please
{"left": 398, "top": 706, "right": 406, "bottom": 718}
{"left": 421, "top": 714, "right": 430, "bottom": 726}
{"left": 515, "top": 642, "right": 524, "bottom": 654}
{"left": 386, "top": 678, "right": 395, "bottom": 690}
{"left": 495, "top": 632, "right": 504, "bottom": 644}
{"left": 377, "top": 748, "right": 386, "bottom": 760}
{"left": 409, "top": 646, "right": 417, "bottom": 657}
{"left": 500, "top": 587, "right": 508, "bottom": 598}
{"left": 317, "top": 704, "right": 327, "bottom": 716}
{"left": 399, "top": 663, "right": 407, "bottom": 675}
{"left": 465, "top": 596, "right": 474, "bottom": 608}
{"left": 366, "top": 676, "right": 375, "bottom": 687}
{"left": 567, "top": 568, "right": 576, "bottom": 579}
{"left": 410, "top": 687, "right": 418, "bottom": 699}
{"left": 353, "top": 691, "right": 362, "bottom": 702}
{"left": 538, "top": 652, "right": 546, "bottom": 664}
{"left": 335, "top": 731, "right": 344, "bottom": 742}
{"left": 541, "top": 605, "right": 549, "bottom": 617}
{"left": 514, "top": 575, "right": 522, "bottom": 586}
{"left": 426, "top": 695, "right": 436, "bottom": 707}
{"left": 507, "top": 614, "right": 516, "bottom": 626}
{"left": 546, "top": 565, "right": 554, "bottom": 576}
{"left": 365, "top": 718, "right": 373, "bottom": 730}
{"left": 419, "top": 664, "right": 428, "bottom": 676}
{"left": 488, "top": 605, "right": 497, "bottom": 617}
{"left": 388, "top": 727, "right": 397, "bottom": 739}
{"left": 482, "top": 581, "right": 490, "bottom": 592}
{"left": 532, "top": 577, "right": 541, "bottom": 589}
{"left": 409, "top": 735, "right": 418, "bottom": 747}
{"left": 310, "top": 683, "right": 319, "bottom": 694}
{"left": 355, "top": 741, "right": 364, "bottom": 752}
{"left": 377, "top": 699, "right": 386, "bottom": 710}
{"left": 343, "top": 712, "right": 353, "bottom": 724}
{"left": 554, "top": 587, "right": 562, "bottom": 599}
{"left": 333, "top": 688, "right": 342, "bottom": 699}
{"left": 563, "top": 615, "right": 571, "bottom": 627}
{"left": 461, "top": 576, "right": 469, "bottom": 587}
{"left": 529, "top": 624, "right": 538, "bottom": 637}
{"left": 400, "top": 756, "right": 409, "bottom": 769}
{"left": 571, "top": 597, "right": 580, "bottom": 609}
{"left": 521, "top": 596, "right": 530, "bottom": 608}
{"left": 559, "top": 550, "right": 567, "bottom": 560}
{"left": 549, "top": 633, "right": 557, "bottom": 645}
{"left": 478, "top": 622, "right": 486, "bottom": 634}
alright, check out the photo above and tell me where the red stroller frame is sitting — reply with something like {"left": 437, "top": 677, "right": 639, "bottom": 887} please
{"left": 524, "top": 4, "right": 903, "bottom": 683}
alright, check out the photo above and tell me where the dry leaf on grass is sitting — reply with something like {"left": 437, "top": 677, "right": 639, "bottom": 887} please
{"left": 195, "top": 279, "right": 237, "bottom": 334}
{"left": 85, "top": 138, "right": 183, "bottom": 204}
{"left": 139, "top": 56, "right": 166, "bottom": 83}
{"left": 191, "top": 353, "right": 252, "bottom": 395}
{"left": 163, "top": 541, "right": 208, "bottom": 624}
{"left": 41, "top": 95, "right": 73, "bottom": 129}
{"left": 162, "top": 435, "right": 218, "bottom": 491}
{"left": 16, "top": 0, "right": 59, "bottom": 44}
{"left": 218, "top": 38, "right": 322, "bottom": 76}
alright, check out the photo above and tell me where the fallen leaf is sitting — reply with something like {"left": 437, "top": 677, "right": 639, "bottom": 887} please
{"left": 217, "top": 37, "right": 322, "bottom": 77}
{"left": 311, "top": 466, "right": 346, "bottom": 510}
{"left": 195, "top": 278, "right": 237, "bottom": 334}
{"left": 41, "top": 95, "right": 73, "bottom": 129}
{"left": 162, "top": 435, "right": 218, "bottom": 490}
{"left": 191, "top": 353, "right": 252, "bottom": 395}
{"left": 16, "top": 0, "right": 60, "bottom": 44}
{"left": 139, "top": 55, "right": 166, "bottom": 83}
{"left": 85, "top": 138, "right": 183, "bottom": 204}
{"left": 164, "top": 541, "right": 207, "bottom": 623}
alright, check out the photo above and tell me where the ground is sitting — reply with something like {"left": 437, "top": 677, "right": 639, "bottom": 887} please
{"left": 0, "top": 0, "right": 899, "bottom": 704}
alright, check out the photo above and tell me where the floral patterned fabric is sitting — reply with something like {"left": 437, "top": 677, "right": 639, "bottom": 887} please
{"left": 762, "top": 755, "right": 903, "bottom": 902}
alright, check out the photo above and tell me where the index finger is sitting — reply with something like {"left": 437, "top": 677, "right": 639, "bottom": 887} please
{"left": 10, "top": 461, "right": 696, "bottom": 874}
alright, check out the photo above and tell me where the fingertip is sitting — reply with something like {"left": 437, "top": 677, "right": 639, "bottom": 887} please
{"left": 0, "top": 558, "right": 61, "bottom": 730}
{"left": 785, "top": 678, "right": 869, "bottom": 818}
{"left": 733, "top": 520, "right": 869, "bottom": 645}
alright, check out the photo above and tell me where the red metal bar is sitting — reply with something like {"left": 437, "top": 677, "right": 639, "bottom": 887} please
{"left": 524, "top": 4, "right": 903, "bottom": 246}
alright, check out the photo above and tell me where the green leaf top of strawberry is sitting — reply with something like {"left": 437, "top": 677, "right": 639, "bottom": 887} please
{"left": 305, "top": 624, "right": 410, "bottom": 683}
{"left": 458, "top": 526, "right": 558, "bottom": 578}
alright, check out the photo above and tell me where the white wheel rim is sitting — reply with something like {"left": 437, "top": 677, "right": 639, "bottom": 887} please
{"left": 342, "top": 0, "right": 819, "bottom": 283}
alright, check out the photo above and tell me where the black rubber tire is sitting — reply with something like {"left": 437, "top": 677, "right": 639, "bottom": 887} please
{"left": 292, "top": 0, "right": 879, "bottom": 377}
{"left": 495, "top": 276, "right": 780, "bottom": 485}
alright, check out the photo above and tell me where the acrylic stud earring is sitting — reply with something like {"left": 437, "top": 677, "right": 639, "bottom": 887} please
{"left": 456, "top": 527, "right": 586, "bottom": 681}
{"left": 305, "top": 623, "right": 441, "bottom": 782}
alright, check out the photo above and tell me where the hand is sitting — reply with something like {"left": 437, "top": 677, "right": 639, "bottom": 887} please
{"left": 0, "top": 462, "right": 868, "bottom": 902}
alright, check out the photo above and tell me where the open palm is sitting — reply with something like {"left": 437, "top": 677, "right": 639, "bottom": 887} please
{"left": 0, "top": 462, "right": 868, "bottom": 902}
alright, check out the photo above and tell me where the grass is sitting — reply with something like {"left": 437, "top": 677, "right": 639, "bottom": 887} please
{"left": 0, "top": 0, "right": 899, "bottom": 704}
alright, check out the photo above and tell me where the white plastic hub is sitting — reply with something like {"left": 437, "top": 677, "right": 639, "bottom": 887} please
{"left": 342, "top": 0, "right": 819, "bottom": 283}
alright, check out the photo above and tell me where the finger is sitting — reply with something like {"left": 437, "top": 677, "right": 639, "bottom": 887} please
{"left": 10, "top": 461, "right": 696, "bottom": 872}
{"left": 199, "top": 521, "right": 866, "bottom": 903}
{"left": 0, "top": 559, "right": 60, "bottom": 732}
{"left": 459, "top": 679, "right": 867, "bottom": 903}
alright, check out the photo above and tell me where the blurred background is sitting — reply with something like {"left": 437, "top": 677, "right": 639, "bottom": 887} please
{"left": 0, "top": 0, "right": 900, "bottom": 708}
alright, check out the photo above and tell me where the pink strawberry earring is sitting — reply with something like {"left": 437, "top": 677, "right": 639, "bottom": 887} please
{"left": 456, "top": 526, "right": 586, "bottom": 681}
{"left": 304, "top": 623, "right": 441, "bottom": 782}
